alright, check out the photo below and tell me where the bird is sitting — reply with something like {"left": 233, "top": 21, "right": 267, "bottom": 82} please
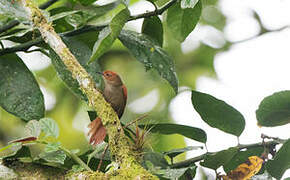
{"left": 88, "top": 70, "right": 127, "bottom": 145}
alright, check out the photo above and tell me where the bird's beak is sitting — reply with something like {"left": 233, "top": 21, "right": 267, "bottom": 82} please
{"left": 96, "top": 72, "right": 103, "bottom": 75}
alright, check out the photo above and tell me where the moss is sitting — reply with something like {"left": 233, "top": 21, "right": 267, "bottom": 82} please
{"left": 66, "top": 171, "right": 109, "bottom": 180}
{"left": 4, "top": 161, "right": 66, "bottom": 179}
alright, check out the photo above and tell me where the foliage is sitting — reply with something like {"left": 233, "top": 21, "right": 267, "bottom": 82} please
{"left": 0, "top": 0, "right": 289, "bottom": 179}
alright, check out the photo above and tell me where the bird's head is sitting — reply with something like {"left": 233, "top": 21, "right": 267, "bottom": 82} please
{"left": 97, "top": 70, "right": 123, "bottom": 86}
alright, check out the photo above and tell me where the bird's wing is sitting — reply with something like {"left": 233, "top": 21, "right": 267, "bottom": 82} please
{"left": 122, "top": 85, "right": 127, "bottom": 105}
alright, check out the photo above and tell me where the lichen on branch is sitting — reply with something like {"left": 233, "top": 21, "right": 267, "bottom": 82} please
{"left": 19, "top": 0, "right": 157, "bottom": 179}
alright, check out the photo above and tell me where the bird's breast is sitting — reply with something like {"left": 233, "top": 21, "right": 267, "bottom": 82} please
{"left": 103, "top": 85, "right": 126, "bottom": 118}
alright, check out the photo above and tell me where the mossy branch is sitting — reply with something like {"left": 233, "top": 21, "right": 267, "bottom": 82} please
{"left": 19, "top": 0, "right": 157, "bottom": 179}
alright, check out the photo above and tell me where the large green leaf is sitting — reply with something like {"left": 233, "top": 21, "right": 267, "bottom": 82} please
{"left": 167, "top": 0, "right": 202, "bottom": 42}
{"left": 49, "top": 10, "right": 80, "bottom": 22}
{"left": 200, "top": 147, "right": 238, "bottom": 170}
{"left": 0, "top": 53, "right": 44, "bottom": 121}
{"left": 119, "top": 30, "right": 178, "bottom": 94}
{"left": 191, "top": 91, "right": 245, "bottom": 136}
{"left": 143, "top": 152, "right": 169, "bottom": 169}
{"left": 49, "top": 36, "right": 102, "bottom": 101}
{"left": 266, "top": 139, "right": 290, "bottom": 179}
{"left": 142, "top": 16, "right": 163, "bottom": 46}
{"left": 223, "top": 147, "right": 264, "bottom": 173}
{"left": 139, "top": 123, "right": 206, "bottom": 143}
{"left": 89, "top": 8, "right": 130, "bottom": 63}
{"left": 39, "top": 150, "right": 66, "bottom": 164}
{"left": 80, "top": 0, "right": 121, "bottom": 23}
{"left": 256, "top": 91, "right": 290, "bottom": 127}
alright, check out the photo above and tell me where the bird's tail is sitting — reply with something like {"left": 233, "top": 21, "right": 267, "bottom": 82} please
{"left": 88, "top": 117, "right": 106, "bottom": 145}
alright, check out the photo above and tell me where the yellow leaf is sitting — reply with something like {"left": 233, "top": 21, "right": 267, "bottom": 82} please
{"left": 222, "top": 156, "right": 263, "bottom": 180}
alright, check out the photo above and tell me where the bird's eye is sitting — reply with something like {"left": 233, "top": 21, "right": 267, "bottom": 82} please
{"left": 106, "top": 73, "right": 111, "bottom": 77}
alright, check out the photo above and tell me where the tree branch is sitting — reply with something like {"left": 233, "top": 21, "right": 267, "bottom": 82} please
{"left": 19, "top": 0, "right": 157, "bottom": 178}
{"left": 0, "top": 0, "right": 59, "bottom": 34}
{"left": 129, "top": 0, "right": 177, "bottom": 21}
{"left": 170, "top": 140, "right": 282, "bottom": 168}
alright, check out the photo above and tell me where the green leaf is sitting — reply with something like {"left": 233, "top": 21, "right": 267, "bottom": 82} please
{"left": 0, "top": 164, "right": 18, "bottom": 179}
{"left": 49, "top": 36, "right": 102, "bottom": 101}
{"left": 0, "top": 28, "right": 33, "bottom": 40}
{"left": 0, "top": 1, "right": 29, "bottom": 23}
{"left": 256, "top": 91, "right": 290, "bottom": 127}
{"left": 81, "top": 1, "right": 122, "bottom": 25}
{"left": 49, "top": 10, "right": 80, "bottom": 22}
{"left": 200, "top": 147, "right": 238, "bottom": 170}
{"left": 1, "top": 145, "right": 31, "bottom": 161}
{"left": 179, "top": 166, "right": 197, "bottom": 180}
{"left": 142, "top": 16, "right": 163, "bottom": 46}
{"left": 191, "top": 91, "right": 245, "bottom": 136}
{"left": 44, "top": 142, "right": 61, "bottom": 153}
{"left": 139, "top": 123, "right": 206, "bottom": 143}
{"left": 25, "top": 120, "right": 41, "bottom": 137}
{"left": 39, "top": 150, "right": 66, "bottom": 164}
{"left": 167, "top": 0, "right": 202, "bottom": 42}
{"left": 181, "top": 0, "right": 199, "bottom": 9}
{"left": 87, "top": 143, "right": 110, "bottom": 165}
{"left": 159, "top": 167, "right": 193, "bottom": 179}
{"left": 223, "top": 147, "right": 264, "bottom": 173}
{"left": 65, "top": 14, "right": 84, "bottom": 28}
{"left": 89, "top": 8, "right": 130, "bottom": 63}
{"left": 163, "top": 146, "right": 202, "bottom": 159}
{"left": 143, "top": 152, "right": 169, "bottom": 169}
{"left": 87, "top": 111, "right": 97, "bottom": 121}
{"left": 71, "top": 165, "right": 85, "bottom": 172}
{"left": 266, "top": 139, "right": 290, "bottom": 179}
{"left": 119, "top": 30, "right": 178, "bottom": 94}
{"left": 79, "top": 0, "right": 98, "bottom": 6}
{"left": 39, "top": 118, "right": 59, "bottom": 138}
{"left": 0, "top": 53, "right": 44, "bottom": 121}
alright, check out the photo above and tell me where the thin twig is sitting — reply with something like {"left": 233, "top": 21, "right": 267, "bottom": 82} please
{"left": 124, "top": 114, "right": 148, "bottom": 129}
{"left": 129, "top": 0, "right": 177, "bottom": 21}
{"left": 97, "top": 144, "right": 109, "bottom": 171}
{"left": 170, "top": 139, "right": 282, "bottom": 168}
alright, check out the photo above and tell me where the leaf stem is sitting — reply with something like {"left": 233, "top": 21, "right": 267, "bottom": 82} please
{"left": 60, "top": 146, "right": 92, "bottom": 172}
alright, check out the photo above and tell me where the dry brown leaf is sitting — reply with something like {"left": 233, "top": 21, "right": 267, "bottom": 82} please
{"left": 221, "top": 156, "right": 263, "bottom": 180}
